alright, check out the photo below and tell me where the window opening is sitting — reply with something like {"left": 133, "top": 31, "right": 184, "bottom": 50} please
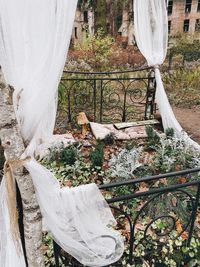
{"left": 195, "top": 19, "right": 200, "bottom": 31}
{"left": 84, "top": 11, "right": 88, "bottom": 23}
{"left": 198, "top": 0, "right": 200, "bottom": 12}
{"left": 185, "top": 0, "right": 192, "bottom": 13}
{"left": 75, "top": 27, "right": 78, "bottom": 39}
{"left": 168, "top": 0, "right": 173, "bottom": 15}
{"left": 168, "top": 21, "right": 172, "bottom": 33}
{"left": 183, "top": 19, "right": 190, "bottom": 32}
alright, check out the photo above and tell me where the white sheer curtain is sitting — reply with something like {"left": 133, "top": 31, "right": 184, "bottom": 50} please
{"left": 134, "top": 0, "right": 200, "bottom": 150}
{"left": 0, "top": 1, "right": 124, "bottom": 266}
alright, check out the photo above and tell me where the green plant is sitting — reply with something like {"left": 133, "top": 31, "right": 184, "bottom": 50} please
{"left": 151, "top": 134, "right": 200, "bottom": 174}
{"left": 75, "top": 28, "right": 114, "bottom": 71}
{"left": 164, "top": 66, "right": 200, "bottom": 108}
{"left": 165, "top": 128, "right": 175, "bottom": 138}
{"left": 109, "top": 147, "right": 142, "bottom": 180}
{"left": 61, "top": 147, "right": 77, "bottom": 165}
{"left": 103, "top": 133, "right": 115, "bottom": 145}
{"left": 133, "top": 227, "right": 200, "bottom": 267}
{"left": 90, "top": 140, "right": 104, "bottom": 168}
{"left": 145, "top": 126, "right": 161, "bottom": 151}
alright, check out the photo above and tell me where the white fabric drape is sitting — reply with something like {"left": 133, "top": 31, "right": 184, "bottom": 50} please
{"left": 134, "top": 0, "right": 200, "bottom": 150}
{"left": 0, "top": 1, "right": 124, "bottom": 266}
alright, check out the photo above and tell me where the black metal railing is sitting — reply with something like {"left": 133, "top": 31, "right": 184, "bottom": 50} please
{"left": 57, "top": 68, "right": 156, "bottom": 127}
{"left": 53, "top": 167, "right": 200, "bottom": 266}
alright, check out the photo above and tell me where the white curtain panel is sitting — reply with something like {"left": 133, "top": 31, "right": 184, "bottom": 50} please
{"left": 134, "top": 0, "right": 200, "bottom": 150}
{"left": 0, "top": 1, "right": 124, "bottom": 266}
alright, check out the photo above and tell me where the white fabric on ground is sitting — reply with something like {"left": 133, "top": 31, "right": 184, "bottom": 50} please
{"left": 134, "top": 0, "right": 200, "bottom": 150}
{"left": 35, "top": 134, "right": 75, "bottom": 160}
{"left": 0, "top": 0, "right": 124, "bottom": 266}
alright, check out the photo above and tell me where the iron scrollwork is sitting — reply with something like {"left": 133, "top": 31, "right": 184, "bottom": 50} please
{"left": 57, "top": 68, "right": 156, "bottom": 127}
{"left": 53, "top": 168, "right": 200, "bottom": 266}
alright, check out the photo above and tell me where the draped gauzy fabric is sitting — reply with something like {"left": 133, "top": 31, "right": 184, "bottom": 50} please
{"left": 0, "top": 1, "right": 124, "bottom": 266}
{"left": 134, "top": 0, "right": 200, "bottom": 150}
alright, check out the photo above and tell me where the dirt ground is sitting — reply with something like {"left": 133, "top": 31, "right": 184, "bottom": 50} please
{"left": 173, "top": 106, "right": 200, "bottom": 144}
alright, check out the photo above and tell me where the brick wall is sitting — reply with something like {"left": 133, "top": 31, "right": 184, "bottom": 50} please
{"left": 168, "top": 0, "right": 200, "bottom": 34}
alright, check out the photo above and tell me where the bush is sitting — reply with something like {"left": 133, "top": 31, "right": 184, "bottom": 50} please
{"left": 165, "top": 128, "right": 175, "bottom": 138}
{"left": 61, "top": 147, "right": 77, "bottom": 166}
{"left": 145, "top": 126, "right": 161, "bottom": 151}
{"left": 103, "top": 133, "right": 115, "bottom": 145}
{"left": 164, "top": 66, "right": 200, "bottom": 107}
{"left": 109, "top": 147, "right": 142, "bottom": 180}
{"left": 90, "top": 140, "right": 104, "bottom": 168}
{"left": 74, "top": 28, "right": 114, "bottom": 71}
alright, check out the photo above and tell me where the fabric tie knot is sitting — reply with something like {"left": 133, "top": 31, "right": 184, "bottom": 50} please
{"left": 154, "top": 64, "right": 160, "bottom": 69}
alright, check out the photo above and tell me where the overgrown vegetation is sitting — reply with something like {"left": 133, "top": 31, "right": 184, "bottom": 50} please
{"left": 42, "top": 127, "right": 200, "bottom": 267}
{"left": 164, "top": 66, "right": 200, "bottom": 108}
{"left": 73, "top": 28, "right": 114, "bottom": 71}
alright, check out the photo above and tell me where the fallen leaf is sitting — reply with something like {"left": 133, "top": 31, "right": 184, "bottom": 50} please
{"left": 178, "top": 177, "right": 187, "bottom": 184}
{"left": 181, "top": 231, "right": 188, "bottom": 241}
{"left": 171, "top": 196, "right": 177, "bottom": 207}
{"left": 176, "top": 220, "right": 183, "bottom": 233}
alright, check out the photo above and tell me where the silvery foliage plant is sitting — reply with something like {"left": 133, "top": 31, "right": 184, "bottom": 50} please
{"left": 109, "top": 147, "right": 143, "bottom": 180}
{"left": 154, "top": 132, "right": 200, "bottom": 173}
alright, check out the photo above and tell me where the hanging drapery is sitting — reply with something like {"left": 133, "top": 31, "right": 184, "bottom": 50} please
{"left": 0, "top": 1, "right": 124, "bottom": 266}
{"left": 134, "top": 0, "right": 200, "bottom": 151}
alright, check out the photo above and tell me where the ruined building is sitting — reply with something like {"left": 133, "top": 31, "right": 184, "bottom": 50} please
{"left": 71, "top": 0, "right": 200, "bottom": 46}
{"left": 168, "top": 0, "right": 200, "bottom": 34}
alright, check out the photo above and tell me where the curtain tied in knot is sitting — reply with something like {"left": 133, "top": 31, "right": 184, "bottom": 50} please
{"left": 154, "top": 64, "right": 160, "bottom": 69}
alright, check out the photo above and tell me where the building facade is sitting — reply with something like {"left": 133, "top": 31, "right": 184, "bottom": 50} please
{"left": 168, "top": 0, "right": 200, "bottom": 34}
{"left": 71, "top": 6, "right": 94, "bottom": 46}
{"left": 71, "top": 0, "right": 200, "bottom": 45}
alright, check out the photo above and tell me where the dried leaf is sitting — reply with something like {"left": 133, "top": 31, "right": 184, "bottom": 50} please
{"left": 178, "top": 177, "right": 187, "bottom": 184}
{"left": 171, "top": 196, "right": 177, "bottom": 207}
{"left": 176, "top": 220, "right": 183, "bottom": 233}
{"left": 181, "top": 231, "right": 188, "bottom": 241}
{"left": 138, "top": 183, "right": 149, "bottom": 193}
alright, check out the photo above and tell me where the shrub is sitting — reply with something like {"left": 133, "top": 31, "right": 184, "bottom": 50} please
{"left": 165, "top": 128, "right": 175, "bottom": 138}
{"left": 145, "top": 126, "right": 161, "bottom": 151}
{"left": 103, "top": 133, "right": 115, "bottom": 145}
{"left": 109, "top": 147, "right": 142, "bottom": 180}
{"left": 90, "top": 140, "right": 104, "bottom": 168}
{"left": 164, "top": 66, "right": 200, "bottom": 107}
{"left": 61, "top": 147, "right": 77, "bottom": 166}
{"left": 74, "top": 28, "right": 114, "bottom": 71}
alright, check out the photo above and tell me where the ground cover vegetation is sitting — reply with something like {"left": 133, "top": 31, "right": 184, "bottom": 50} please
{"left": 46, "top": 32, "right": 200, "bottom": 267}
{"left": 42, "top": 127, "right": 200, "bottom": 267}
{"left": 164, "top": 34, "right": 200, "bottom": 108}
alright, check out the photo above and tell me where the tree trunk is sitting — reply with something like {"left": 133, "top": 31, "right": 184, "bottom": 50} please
{"left": 0, "top": 67, "right": 44, "bottom": 267}
{"left": 94, "top": 0, "right": 107, "bottom": 33}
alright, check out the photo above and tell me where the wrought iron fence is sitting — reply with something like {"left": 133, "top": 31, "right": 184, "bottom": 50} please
{"left": 53, "top": 167, "right": 200, "bottom": 267}
{"left": 57, "top": 68, "right": 156, "bottom": 127}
